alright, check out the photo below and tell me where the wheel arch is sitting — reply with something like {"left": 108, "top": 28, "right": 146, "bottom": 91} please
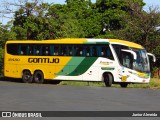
{"left": 102, "top": 72, "right": 114, "bottom": 82}
{"left": 34, "top": 69, "right": 43, "bottom": 74}
{"left": 22, "top": 69, "right": 32, "bottom": 76}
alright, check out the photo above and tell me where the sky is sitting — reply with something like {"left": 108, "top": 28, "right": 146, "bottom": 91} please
{"left": 0, "top": 0, "right": 160, "bottom": 25}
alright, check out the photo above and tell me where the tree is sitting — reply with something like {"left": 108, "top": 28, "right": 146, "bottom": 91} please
{"left": 63, "top": 0, "right": 105, "bottom": 38}
{"left": 13, "top": 2, "right": 50, "bottom": 40}
{"left": 110, "top": 1, "right": 160, "bottom": 71}
{"left": 0, "top": 22, "right": 16, "bottom": 62}
{"left": 46, "top": 4, "right": 85, "bottom": 39}
{"left": 95, "top": 0, "right": 130, "bottom": 30}
{"left": 113, "top": 3, "right": 160, "bottom": 52}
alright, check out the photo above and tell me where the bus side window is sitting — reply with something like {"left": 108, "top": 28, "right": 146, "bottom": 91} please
{"left": 91, "top": 46, "right": 97, "bottom": 57}
{"left": 50, "top": 45, "right": 54, "bottom": 56}
{"left": 97, "top": 45, "right": 114, "bottom": 60}
{"left": 96, "top": 46, "right": 104, "bottom": 57}
{"left": 122, "top": 52, "right": 132, "bottom": 68}
{"left": 34, "top": 45, "right": 42, "bottom": 55}
{"left": 20, "top": 45, "right": 28, "bottom": 55}
{"left": 54, "top": 46, "right": 59, "bottom": 55}
{"left": 7, "top": 44, "right": 19, "bottom": 55}
{"left": 106, "top": 47, "right": 114, "bottom": 60}
{"left": 96, "top": 46, "right": 101, "bottom": 57}
{"left": 61, "top": 46, "right": 67, "bottom": 56}
{"left": 68, "top": 46, "right": 74, "bottom": 56}
{"left": 101, "top": 47, "right": 106, "bottom": 57}
{"left": 83, "top": 46, "right": 86, "bottom": 56}
{"left": 42, "top": 46, "right": 50, "bottom": 56}
{"left": 75, "top": 45, "right": 83, "bottom": 56}
{"left": 84, "top": 46, "right": 90, "bottom": 57}
{"left": 27, "top": 45, "right": 33, "bottom": 55}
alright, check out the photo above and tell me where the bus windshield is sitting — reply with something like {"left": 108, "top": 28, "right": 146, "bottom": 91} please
{"left": 132, "top": 48, "right": 150, "bottom": 73}
{"left": 112, "top": 44, "right": 150, "bottom": 73}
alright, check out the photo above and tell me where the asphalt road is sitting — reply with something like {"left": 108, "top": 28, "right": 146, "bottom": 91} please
{"left": 0, "top": 79, "right": 160, "bottom": 120}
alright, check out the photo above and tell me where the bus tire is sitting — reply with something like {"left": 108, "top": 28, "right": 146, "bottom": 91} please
{"left": 120, "top": 83, "right": 128, "bottom": 88}
{"left": 34, "top": 71, "right": 44, "bottom": 84}
{"left": 104, "top": 73, "right": 113, "bottom": 87}
{"left": 22, "top": 70, "right": 33, "bottom": 83}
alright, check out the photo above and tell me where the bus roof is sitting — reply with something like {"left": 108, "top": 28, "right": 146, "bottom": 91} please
{"left": 6, "top": 38, "right": 144, "bottom": 49}
{"left": 109, "top": 39, "right": 144, "bottom": 49}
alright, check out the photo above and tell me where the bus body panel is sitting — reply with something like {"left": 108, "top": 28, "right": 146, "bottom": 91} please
{"left": 115, "top": 66, "right": 150, "bottom": 83}
{"left": 55, "top": 57, "right": 117, "bottom": 81}
{"left": 5, "top": 55, "right": 72, "bottom": 79}
{"left": 4, "top": 38, "right": 152, "bottom": 85}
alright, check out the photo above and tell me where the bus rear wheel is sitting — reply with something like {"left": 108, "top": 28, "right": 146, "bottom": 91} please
{"left": 104, "top": 74, "right": 113, "bottom": 87}
{"left": 34, "top": 71, "right": 44, "bottom": 84}
{"left": 22, "top": 71, "right": 33, "bottom": 83}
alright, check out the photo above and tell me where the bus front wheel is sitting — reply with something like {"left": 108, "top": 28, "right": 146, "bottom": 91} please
{"left": 104, "top": 74, "right": 113, "bottom": 87}
{"left": 34, "top": 71, "right": 44, "bottom": 84}
{"left": 22, "top": 71, "right": 33, "bottom": 83}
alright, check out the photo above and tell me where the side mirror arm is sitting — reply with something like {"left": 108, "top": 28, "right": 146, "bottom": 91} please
{"left": 147, "top": 53, "right": 156, "bottom": 62}
{"left": 121, "top": 49, "right": 137, "bottom": 60}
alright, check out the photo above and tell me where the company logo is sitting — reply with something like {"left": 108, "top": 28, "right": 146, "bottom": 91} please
{"left": 1, "top": 112, "right": 42, "bottom": 118}
{"left": 2, "top": 112, "right": 11, "bottom": 117}
{"left": 28, "top": 58, "right": 60, "bottom": 63}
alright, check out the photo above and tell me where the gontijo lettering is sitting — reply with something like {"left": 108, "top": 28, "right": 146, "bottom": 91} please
{"left": 28, "top": 58, "right": 60, "bottom": 63}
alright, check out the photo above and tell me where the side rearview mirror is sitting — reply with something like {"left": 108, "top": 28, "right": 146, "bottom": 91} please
{"left": 147, "top": 53, "right": 156, "bottom": 62}
{"left": 121, "top": 49, "right": 137, "bottom": 60}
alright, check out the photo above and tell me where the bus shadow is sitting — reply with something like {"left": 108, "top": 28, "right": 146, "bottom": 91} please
{"left": 0, "top": 77, "right": 23, "bottom": 83}
{"left": 0, "top": 77, "right": 61, "bottom": 85}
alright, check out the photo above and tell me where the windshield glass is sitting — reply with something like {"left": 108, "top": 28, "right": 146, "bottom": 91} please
{"left": 132, "top": 48, "right": 150, "bottom": 72}
{"left": 112, "top": 44, "right": 150, "bottom": 72}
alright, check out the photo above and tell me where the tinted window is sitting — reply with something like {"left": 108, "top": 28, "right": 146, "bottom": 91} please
{"left": 7, "top": 44, "right": 19, "bottom": 55}
{"left": 7, "top": 43, "right": 114, "bottom": 60}
{"left": 20, "top": 45, "right": 28, "bottom": 55}
{"left": 96, "top": 45, "right": 114, "bottom": 60}
{"left": 42, "top": 45, "right": 50, "bottom": 56}
{"left": 112, "top": 44, "right": 131, "bottom": 66}
{"left": 34, "top": 45, "right": 42, "bottom": 55}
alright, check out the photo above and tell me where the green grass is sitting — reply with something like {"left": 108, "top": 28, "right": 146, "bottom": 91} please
{"left": 128, "top": 78, "right": 160, "bottom": 89}
{"left": 60, "top": 81, "right": 105, "bottom": 87}
{"left": 1, "top": 75, "right": 160, "bottom": 89}
{"left": 59, "top": 79, "right": 160, "bottom": 89}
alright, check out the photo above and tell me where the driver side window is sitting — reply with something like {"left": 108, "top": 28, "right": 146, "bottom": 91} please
{"left": 122, "top": 52, "right": 133, "bottom": 69}
{"left": 112, "top": 44, "right": 133, "bottom": 69}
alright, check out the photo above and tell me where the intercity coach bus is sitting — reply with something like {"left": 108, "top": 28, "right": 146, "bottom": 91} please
{"left": 4, "top": 38, "right": 156, "bottom": 87}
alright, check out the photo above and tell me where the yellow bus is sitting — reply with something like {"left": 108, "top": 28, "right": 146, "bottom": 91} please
{"left": 4, "top": 38, "right": 156, "bottom": 87}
